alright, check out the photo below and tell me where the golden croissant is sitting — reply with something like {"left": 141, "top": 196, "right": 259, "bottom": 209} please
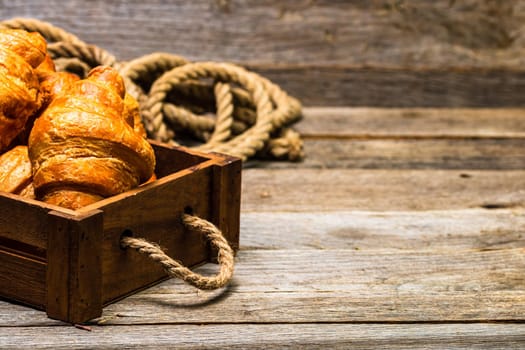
{"left": 36, "top": 54, "right": 80, "bottom": 110}
{"left": 0, "top": 145, "right": 34, "bottom": 198}
{"left": 28, "top": 65, "right": 156, "bottom": 210}
{"left": 14, "top": 54, "right": 80, "bottom": 145}
{"left": 0, "top": 29, "right": 47, "bottom": 152}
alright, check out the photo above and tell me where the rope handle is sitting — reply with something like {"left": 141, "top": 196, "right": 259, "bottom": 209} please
{"left": 120, "top": 214, "right": 234, "bottom": 290}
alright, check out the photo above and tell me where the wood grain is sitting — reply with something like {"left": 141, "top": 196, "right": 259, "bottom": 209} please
{"left": 241, "top": 169, "right": 525, "bottom": 211}
{"left": 252, "top": 138, "right": 525, "bottom": 170}
{"left": 0, "top": 193, "right": 53, "bottom": 252}
{"left": 0, "top": 249, "right": 45, "bottom": 309}
{"left": 253, "top": 107, "right": 525, "bottom": 169}
{"left": 1, "top": 1, "right": 525, "bottom": 346}
{"left": 82, "top": 248, "right": 525, "bottom": 324}
{"left": 46, "top": 210, "right": 104, "bottom": 323}
{"left": 298, "top": 108, "right": 525, "bottom": 138}
{"left": 1, "top": 0, "right": 523, "bottom": 67}
{"left": 250, "top": 65, "right": 525, "bottom": 106}
{"left": 239, "top": 209, "right": 525, "bottom": 251}
{"left": 2, "top": 323, "right": 525, "bottom": 349}
{"left": 3, "top": 2, "right": 525, "bottom": 105}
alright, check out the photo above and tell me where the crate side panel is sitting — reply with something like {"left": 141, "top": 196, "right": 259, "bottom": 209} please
{"left": 210, "top": 156, "right": 242, "bottom": 254}
{"left": 0, "top": 194, "right": 52, "bottom": 252}
{"left": 100, "top": 167, "right": 213, "bottom": 304}
{"left": 46, "top": 210, "right": 104, "bottom": 324}
{"left": 151, "top": 142, "right": 211, "bottom": 178}
{"left": 0, "top": 248, "right": 46, "bottom": 309}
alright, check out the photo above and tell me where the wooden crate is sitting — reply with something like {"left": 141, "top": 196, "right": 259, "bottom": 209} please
{"left": 0, "top": 140, "right": 241, "bottom": 324}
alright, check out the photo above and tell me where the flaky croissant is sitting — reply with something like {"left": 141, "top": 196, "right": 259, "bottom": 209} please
{"left": 15, "top": 54, "right": 81, "bottom": 145}
{"left": 124, "top": 92, "right": 147, "bottom": 138}
{"left": 28, "top": 65, "right": 156, "bottom": 210}
{"left": 0, "top": 145, "right": 34, "bottom": 198}
{"left": 36, "top": 54, "right": 80, "bottom": 110}
{"left": 0, "top": 29, "right": 47, "bottom": 152}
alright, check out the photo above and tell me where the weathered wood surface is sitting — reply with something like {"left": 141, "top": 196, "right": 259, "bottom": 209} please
{"left": 4, "top": 1, "right": 525, "bottom": 105}
{"left": 2, "top": 323, "right": 525, "bottom": 350}
{"left": 239, "top": 210, "right": 525, "bottom": 251}
{"left": 298, "top": 108, "right": 525, "bottom": 138}
{"left": 2, "top": 107, "right": 525, "bottom": 348}
{"left": 3, "top": 0, "right": 522, "bottom": 66}
{"left": 2, "top": 1, "right": 525, "bottom": 345}
{"left": 241, "top": 168, "right": 525, "bottom": 211}
{"left": 251, "top": 107, "right": 525, "bottom": 169}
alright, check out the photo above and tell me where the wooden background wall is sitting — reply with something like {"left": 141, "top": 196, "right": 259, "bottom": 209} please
{"left": 1, "top": 0, "right": 524, "bottom": 107}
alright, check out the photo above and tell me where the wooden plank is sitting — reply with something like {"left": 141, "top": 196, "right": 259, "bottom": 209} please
{"left": 251, "top": 65, "right": 525, "bottom": 107}
{"left": 2, "top": 2, "right": 525, "bottom": 105}
{"left": 0, "top": 301, "right": 63, "bottom": 326}
{"left": 99, "top": 166, "right": 213, "bottom": 305}
{"left": 80, "top": 248, "right": 525, "bottom": 324}
{"left": 252, "top": 138, "right": 525, "bottom": 170}
{"left": 0, "top": 192, "right": 52, "bottom": 252}
{"left": 3, "top": 1, "right": 524, "bottom": 67}
{"left": 253, "top": 108, "right": 525, "bottom": 169}
{"left": 3, "top": 208, "right": 523, "bottom": 326}
{"left": 210, "top": 156, "right": 243, "bottom": 253}
{"left": 239, "top": 209, "right": 525, "bottom": 251}
{"left": 298, "top": 108, "right": 525, "bottom": 138}
{"left": 2, "top": 323, "right": 525, "bottom": 349}
{"left": 46, "top": 210, "right": 104, "bottom": 323}
{"left": 0, "top": 249, "right": 46, "bottom": 309}
{"left": 241, "top": 169, "right": 525, "bottom": 212}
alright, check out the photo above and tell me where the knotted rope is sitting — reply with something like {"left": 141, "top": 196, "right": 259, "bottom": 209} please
{"left": 121, "top": 214, "right": 234, "bottom": 290}
{"left": 1, "top": 17, "right": 304, "bottom": 161}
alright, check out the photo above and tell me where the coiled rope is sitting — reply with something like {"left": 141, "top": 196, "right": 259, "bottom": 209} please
{"left": 0, "top": 17, "right": 304, "bottom": 161}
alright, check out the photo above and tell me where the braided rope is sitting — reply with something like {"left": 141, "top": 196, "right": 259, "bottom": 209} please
{"left": 258, "top": 128, "right": 305, "bottom": 161}
{"left": 119, "top": 52, "right": 189, "bottom": 99}
{"left": 53, "top": 57, "right": 92, "bottom": 77}
{"left": 0, "top": 17, "right": 82, "bottom": 43}
{"left": 121, "top": 214, "right": 234, "bottom": 290}
{"left": 48, "top": 41, "right": 117, "bottom": 69}
{"left": 207, "top": 82, "right": 233, "bottom": 144}
{"left": 162, "top": 103, "right": 212, "bottom": 141}
{"left": 143, "top": 62, "right": 275, "bottom": 159}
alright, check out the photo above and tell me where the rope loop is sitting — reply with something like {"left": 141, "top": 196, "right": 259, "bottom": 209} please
{"left": 0, "top": 17, "right": 82, "bottom": 43}
{"left": 48, "top": 41, "right": 117, "bottom": 72}
{"left": 120, "top": 214, "right": 234, "bottom": 290}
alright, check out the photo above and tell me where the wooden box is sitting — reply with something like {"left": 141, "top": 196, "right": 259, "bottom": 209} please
{"left": 0, "top": 141, "right": 241, "bottom": 324}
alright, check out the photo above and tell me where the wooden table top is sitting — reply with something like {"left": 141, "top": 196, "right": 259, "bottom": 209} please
{"left": 2, "top": 106, "right": 525, "bottom": 349}
{"left": 3, "top": 1, "right": 525, "bottom": 347}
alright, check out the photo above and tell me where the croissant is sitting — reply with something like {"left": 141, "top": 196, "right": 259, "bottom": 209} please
{"left": 28, "top": 66, "right": 156, "bottom": 210}
{"left": 123, "top": 92, "right": 147, "bottom": 138}
{"left": 0, "top": 29, "right": 46, "bottom": 152}
{"left": 14, "top": 54, "right": 81, "bottom": 146}
{"left": 36, "top": 54, "right": 80, "bottom": 109}
{"left": 0, "top": 145, "right": 34, "bottom": 198}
